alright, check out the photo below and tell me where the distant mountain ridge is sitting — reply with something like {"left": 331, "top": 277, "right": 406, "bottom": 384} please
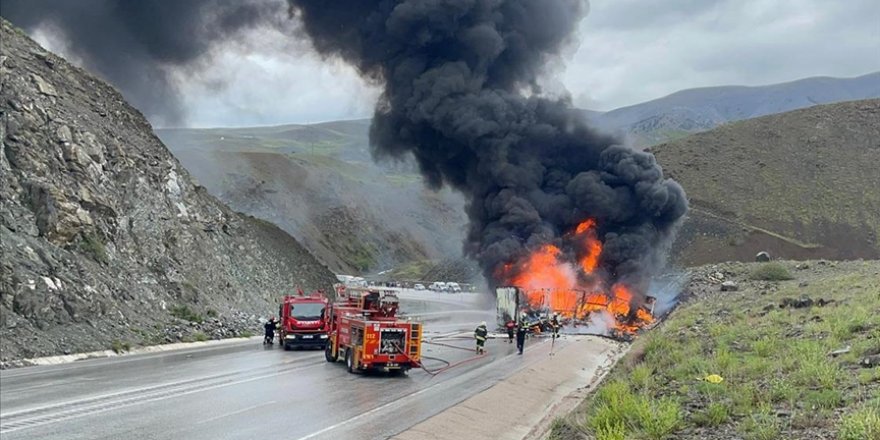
{"left": 157, "top": 74, "right": 880, "bottom": 277}
{"left": 588, "top": 72, "right": 880, "bottom": 146}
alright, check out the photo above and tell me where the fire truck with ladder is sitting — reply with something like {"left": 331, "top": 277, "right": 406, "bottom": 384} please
{"left": 278, "top": 291, "right": 330, "bottom": 350}
{"left": 324, "top": 285, "right": 422, "bottom": 374}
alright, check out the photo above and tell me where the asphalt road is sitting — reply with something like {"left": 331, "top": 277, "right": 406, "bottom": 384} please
{"left": 0, "top": 294, "right": 560, "bottom": 440}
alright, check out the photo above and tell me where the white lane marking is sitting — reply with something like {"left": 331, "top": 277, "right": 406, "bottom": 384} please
{"left": 0, "top": 380, "right": 68, "bottom": 394}
{"left": 0, "top": 373, "right": 237, "bottom": 419}
{"left": 0, "top": 362, "right": 322, "bottom": 434}
{"left": 195, "top": 401, "right": 277, "bottom": 425}
{"left": 295, "top": 338, "right": 551, "bottom": 440}
{"left": 295, "top": 383, "right": 443, "bottom": 440}
{"left": 0, "top": 339, "right": 269, "bottom": 379}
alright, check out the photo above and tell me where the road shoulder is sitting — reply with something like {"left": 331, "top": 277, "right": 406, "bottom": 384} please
{"left": 392, "top": 335, "right": 628, "bottom": 440}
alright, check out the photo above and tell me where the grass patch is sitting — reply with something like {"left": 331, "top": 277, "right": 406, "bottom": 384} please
{"left": 79, "top": 232, "right": 108, "bottom": 264}
{"left": 239, "top": 330, "right": 254, "bottom": 338}
{"left": 749, "top": 262, "right": 794, "bottom": 281}
{"left": 110, "top": 340, "right": 131, "bottom": 354}
{"left": 192, "top": 332, "right": 208, "bottom": 342}
{"left": 552, "top": 261, "right": 880, "bottom": 440}
{"left": 738, "top": 409, "right": 781, "bottom": 440}
{"left": 693, "top": 402, "right": 731, "bottom": 427}
{"left": 838, "top": 402, "right": 880, "bottom": 440}
{"left": 170, "top": 305, "right": 204, "bottom": 323}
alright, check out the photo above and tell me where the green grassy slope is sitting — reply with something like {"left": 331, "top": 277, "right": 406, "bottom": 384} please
{"left": 552, "top": 260, "right": 880, "bottom": 440}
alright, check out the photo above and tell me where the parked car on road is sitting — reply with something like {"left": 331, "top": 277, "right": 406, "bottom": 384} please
{"left": 446, "top": 282, "right": 462, "bottom": 292}
{"left": 414, "top": 283, "right": 425, "bottom": 290}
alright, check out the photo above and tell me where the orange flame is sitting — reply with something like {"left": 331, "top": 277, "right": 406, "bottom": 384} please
{"left": 500, "top": 219, "right": 654, "bottom": 336}
{"left": 575, "top": 219, "right": 602, "bottom": 274}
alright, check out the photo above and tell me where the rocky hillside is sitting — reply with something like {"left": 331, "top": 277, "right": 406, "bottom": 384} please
{"left": 590, "top": 73, "right": 880, "bottom": 146}
{"left": 655, "top": 99, "right": 880, "bottom": 265}
{"left": 157, "top": 123, "right": 468, "bottom": 275}
{"left": 0, "top": 20, "right": 337, "bottom": 362}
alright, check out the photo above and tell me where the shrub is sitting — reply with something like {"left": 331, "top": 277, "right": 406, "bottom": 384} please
{"left": 693, "top": 402, "right": 730, "bottom": 427}
{"left": 193, "top": 331, "right": 208, "bottom": 342}
{"left": 110, "top": 339, "right": 131, "bottom": 354}
{"left": 170, "top": 305, "right": 204, "bottom": 323}
{"left": 805, "top": 389, "right": 843, "bottom": 410}
{"left": 749, "top": 263, "right": 793, "bottom": 281}
{"left": 635, "top": 397, "right": 683, "bottom": 440}
{"left": 593, "top": 420, "right": 626, "bottom": 440}
{"left": 838, "top": 404, "right": 880, "bottom": 440}
{"left": 630, "top": 364, "right": 655, "bottom": 392}
{"left": 739, "top": 409, "right": 781, "bottom": 440}
{"left": 79, "top": 233, "right": 108, "bottom": 264}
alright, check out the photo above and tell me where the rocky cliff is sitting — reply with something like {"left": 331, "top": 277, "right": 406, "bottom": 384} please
{"left": 0, "top": 20, "right": 337, "bottom": 362}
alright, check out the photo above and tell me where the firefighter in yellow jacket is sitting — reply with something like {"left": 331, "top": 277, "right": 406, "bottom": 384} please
{"left": 474, "top": 321, "right": 488, "bottom": 354}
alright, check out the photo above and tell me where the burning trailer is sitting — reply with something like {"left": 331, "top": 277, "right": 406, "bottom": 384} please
{"left": 493, "top": 219, "right": 660, "bottom": 341}
{"left": 496, "top": 286, "right": 656, "bottom": 340}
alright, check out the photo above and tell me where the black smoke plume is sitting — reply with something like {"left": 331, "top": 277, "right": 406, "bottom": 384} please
{"left": 287, "top": 0, "right": 688, "bottom": 288}
{"left": 0, "top": 0, "right": 290, "bottom": 126}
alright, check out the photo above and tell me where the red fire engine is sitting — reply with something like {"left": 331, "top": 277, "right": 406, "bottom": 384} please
{"left": 324, "top": 286, "right": 422, "bottom": 374}
{"left": 278, "top": 291, "right": 330, "bottom": 350}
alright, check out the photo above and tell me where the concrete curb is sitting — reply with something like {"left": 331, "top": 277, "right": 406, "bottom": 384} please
{"left": 392, "top": 335, "right": 629, "bottom": 440}
{"left": 7, "top": 336, "right": 262, "bottom": 368}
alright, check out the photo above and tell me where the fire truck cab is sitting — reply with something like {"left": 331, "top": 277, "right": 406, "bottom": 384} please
{"left": 278, "top": 292, "right": 330, "bottom": 350}
{"left": 324, "top": 286, "right": 422, "bottom": 374}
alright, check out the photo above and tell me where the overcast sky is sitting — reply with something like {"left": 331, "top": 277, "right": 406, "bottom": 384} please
{"left": 54, "top": 0, "right": 878, "bottom": 128}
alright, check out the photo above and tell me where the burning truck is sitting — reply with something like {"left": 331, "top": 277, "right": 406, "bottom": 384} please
{"left": 285, "top": 0, "right": 689, "bottom": 335}
{"left": 494, "top": 219, "right": 658, "bottom": 340}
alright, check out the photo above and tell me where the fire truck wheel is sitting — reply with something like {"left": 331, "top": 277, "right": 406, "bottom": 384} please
{"left": 325, "top": 343, "right": 337, "bottom": 362}
{"left": 345, "top": 349, "right": 357, "bottom": 374}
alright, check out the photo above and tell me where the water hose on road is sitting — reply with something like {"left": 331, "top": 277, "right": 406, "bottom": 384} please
{"left": 392, "top": 341, "right": 488, "bottom": 377}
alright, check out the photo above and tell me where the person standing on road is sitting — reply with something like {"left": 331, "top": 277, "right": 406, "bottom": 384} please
{"left": 550, "top": 313, "right": 560, "bottom": 339}
{"left": 516, "top": 313, "right": 529, "bottom": 355}
{"left": 505, "top": 318, "right": 516, "bottom": 344}
{"left": 474, "top": 321, "right": 488, "bottom": 354}
{"left": 264, "top": 316, "right": 278, "bottom": 345}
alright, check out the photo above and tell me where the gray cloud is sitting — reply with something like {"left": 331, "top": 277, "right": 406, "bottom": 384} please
{"left": 8, "top": 0, "right": 879, "bottom": 126}
{"left": 565, "top": 0, "right": 880, "bottom": 110}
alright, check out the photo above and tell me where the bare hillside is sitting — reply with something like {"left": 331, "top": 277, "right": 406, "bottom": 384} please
{"left": 653, "top": 99, "right": 880, "bottom": 264}
{"left": 157, "top": 123, "right": 468, "bottom": 274}
{"left": 0, "top": 20, "right": 337, "bottom": 361}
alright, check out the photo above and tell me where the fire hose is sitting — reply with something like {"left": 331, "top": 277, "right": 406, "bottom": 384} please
{"left": 391, "top": 340, "right": 488, "bottom": 377}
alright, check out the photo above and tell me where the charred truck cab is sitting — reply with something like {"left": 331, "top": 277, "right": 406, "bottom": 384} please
{"left": 278, "top": 293, "right": 329, "bottom": 350}
{"left": 325, "top": 286, "right": 422, "bottom": 375}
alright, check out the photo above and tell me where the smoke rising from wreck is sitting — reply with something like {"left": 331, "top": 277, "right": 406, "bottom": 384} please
{"left": 0, "top": 0, "right": 292, "bottom": 126}
{"left": 3, "top": 0, "right": 688, "bottom": 295}
{"left": 288, "top": 0, "right": 688, "bottom": 292}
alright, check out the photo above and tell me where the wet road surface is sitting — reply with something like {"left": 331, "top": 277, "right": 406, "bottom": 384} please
{"left": 0, "top": 294, "right": 560, "bottom": 440}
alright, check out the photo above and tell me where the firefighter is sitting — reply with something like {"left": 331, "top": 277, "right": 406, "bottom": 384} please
{"left": 474, "top": 321, "right": 488, "bottom": 354}
{"left": 516, "top": 313, "right": 529, "bottom": 355}
{"left": 550, "top": 313, "right": 560, "bottom": 339}
{"left": 505, "top": 318, "right": 516, "bottom": 344}
{"left": 263, "top": 316, "right": 278, "bottom": 345}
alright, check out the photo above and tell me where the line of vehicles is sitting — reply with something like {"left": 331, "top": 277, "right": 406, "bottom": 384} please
{"left": 415, "top": 281, "right": 462, "bottom": 292}
{"left": 274, "top": 285, "right": 422, "bottom": 374}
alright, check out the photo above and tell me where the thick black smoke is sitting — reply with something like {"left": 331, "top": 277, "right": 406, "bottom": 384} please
{"left": 1, "top": 0, "right": 290, "bottom": 126}
{"left": 288, "top": 0, "right": 688, "bottom": 288}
